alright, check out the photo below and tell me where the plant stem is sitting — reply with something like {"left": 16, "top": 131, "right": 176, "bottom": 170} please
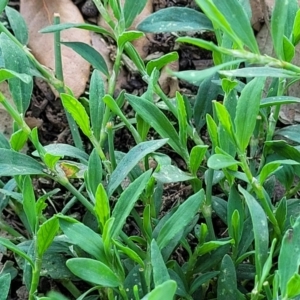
{"left": 57, "top": 177, "right": 94, "bottom": 214}
{"left": 60, "top": 279, "right": 81, "bottom": 298}
{"left": 29, "top": 253, "right": 42, "bottom": 300}
{"left": 61, "top": 183, "right": 86, "bottom": 214}
{"left": 238, "top": 153, "right": 281, "bottom": 237}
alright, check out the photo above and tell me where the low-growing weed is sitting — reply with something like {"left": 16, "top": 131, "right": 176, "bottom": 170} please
{"left": 0, "top": 0, "right": 300, "bottom": 299}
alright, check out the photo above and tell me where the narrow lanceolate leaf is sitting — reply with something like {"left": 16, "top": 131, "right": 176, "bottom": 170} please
{"left": 0, "top": 69, "right": 31, "bottom": 83}
{"left": 207, "top": 154, "right": 240, "bottom": 170}
{"left": 189, "top": 145, "right": 208, "bottom": 175}
{"left": 0, "top": 0, "right": 8, "bottom": 13}
{"left": 142, "top": 280, "right": 177, "bottom": 300}
{"left": 59, "top": 216, "right": 108, "bottom": 265}
{"left": 196, "top": 0, "right": 243, "bottom": 49}
{"left": 278, "top": 216, "right": 300, "bottom": 297}
{"left": 61, "top": 42, "right": 109, "bottom": 76}
{"left": 151, "top": 240, "right": 170, "bottom": 287}
{"left": 234, "top": 77, "right": 265, "bottom": 151}
{"left": 0, "top": 237, "right": 34, "bottom": 267}
{"left": 0, "top": 273, "right": 10, "bottom": 300}
{"left": 23, "top": 176, "right": 37, "bottom": 235}
{"left": 67, "top": 258, "right": 121, "bottom": 287}
{"left": 212, "top": 0, "right": 259, "bottom": 53}
{"left": 95, "top": 183, "right": 110, "bottom": 230}
{"left": 217, "top": 255, "right": 238, "bottom": 299}
{"left": 0, "top": 33, "right": 32, "bottom": 113}
{"left": 5, "top": 6, "right": 28, "bottom": 45}
{"left": 111, "top": 170, "right": 151, "bottom": 238}
{"left": 176, "top": 92, "right": 188, "bottom": 151}
{"left": 126, "top": 94, "right": 188, "bottom": 161}
{"left": 137, "top": 7, "right": 213, "bottom": 33}
{"left": 61, "top": 93, "right": 91, "bottom": 137}
{"left": 271, "top": 0, "right": 288, "bottom": 59}
{"left": 107, "top": 139, "right": 168, "bottom": 197}
{"left": 239, "top": 186, "right": 269, "bottom": 281}
{"left": 157, "top": 189, "right": 205, "bottom": 249}
{"left": 0, "top": 149, "right": 44, "bottom": 176}
{"left": 89, "top": 70, "right": 105, "bottom": 141}
{"left": 124, "top": 0, "right": 147, "bottom": 28}
{"left": 37, "top": 216, "right": 59, "bottom": 257}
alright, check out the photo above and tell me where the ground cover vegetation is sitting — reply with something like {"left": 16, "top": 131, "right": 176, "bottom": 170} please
{"left": 0, "top": 0, "right": 300, "bottom": 299}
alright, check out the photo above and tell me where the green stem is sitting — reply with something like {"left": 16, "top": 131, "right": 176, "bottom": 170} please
{"left": 61, "top": 183, "right": 86, "bottom": 214}
{"left": 106, "top": 122, "right": 117, "bottom": 171}
{"left": 119, "top": 231, "right": 146, "bottom": 260}
{"left": 0, "top": 93, "right": 31, "bottom": 134}
{"left": 238, "top": 153, "right": 281, "bottom": 236}
{"left": 29, "top": 252, "right": 42, "bottom": 300}
{"left": 60, "top": 279, "right": 81, "bottom": 298}
{"left": 57, "top": 177, "right": 94, "bottom": 214}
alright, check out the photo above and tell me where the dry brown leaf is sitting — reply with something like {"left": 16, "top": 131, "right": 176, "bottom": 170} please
{"left": 97, "top": 0, "right": 153, "bottom": 59}
{"left": 20, "top": 0, "right": 91, "bottom": 98}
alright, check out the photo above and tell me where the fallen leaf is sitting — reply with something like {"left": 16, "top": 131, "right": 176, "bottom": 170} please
{"left": 20, "top": 0, "right": 91, "bottom": 98}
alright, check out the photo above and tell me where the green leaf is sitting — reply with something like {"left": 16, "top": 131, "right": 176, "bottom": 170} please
{"left": 22, "top": 176, "right": 37, "bottom": 234}
{"left": 61, "top": 93, "right": 91, "bottom": 137}
{"left": 283, "top": 35, "right": 295, "bottom": 62}
{"left": 214, "top": 101, "right": 235, "bottom": 142}
{"left": 126, "top": 94, "right": 188, "bottom": 161}
{"left": 190, "top": 271, "right": 220, "bottom": 295}
{"left": 87, "top": 149, "right": 102, "bottom": 196}
{"left": 220, "top": 67, "right": 299, "bottom": 78}
{"left": 172, "top": 59, "right": 244, "bottom": 85}
{"left": 271, "top": 0, "right": 289, "bottom": 59}
{"left": 0, "top": 33, "right": 32, "bottom": 113}
{"left": 208, "top": 154, "right": 240, "bottom": 170}
{"left": 114, "top": 240, "right": 144, "bottom": 267}
{"left": 292, "top": 9, "right": 300, "bottom": 45}
{"left": 217, "top": 255, "right": 238, "bottom": 299}
{"left": 153, "top": 165, "right": 195, "bottom": 183}
{"left": 0, "top": 273, "right": 10, "bottom": 300}
{"left": 206, "top": 114, "right": 218, "bottom": 148}
{"left": 0, "top": 69, "right": 31, "bottom": 83}
{"left": 111, "top": 170, "right": 151, "bottom": 238}
{"left": 9, "top": 130, "right": 29, "bottom": 151}
{"left": 176, "top": 92, "right": 188, "bottom": 151}
{"left": 137, "top": 7, "right": 213, "bottom": 33}
{"left": 212, "top": 0, "right": 259, "bottom": 53}
{"left": 287, "top": 274, "right": 300, "bottom": 299}
{"left": 234, "top": 77, "right": 264, "bottom": 151}
{"left": 37, "top": 216, "right": 59, "bottom": 257}
{"left": 151, "top": 239, "right": 170, "bottom": 287}
{"left": 194, "top": 74, "right": 220, "bottom": 131}
{"left": 146, "top": 52, "right": 179, "bottom": 75}
{"left": 189, "top": 145, "right": 208, "bottom": 175}
{"left": 0, "top": 0, "right": 8, "bottom": 13}
{"left": 0, "top": 237, "right": 34, "bottom": 267}
{"left": 239, "top": 186, "right": 269, "bottom": 281}
{"left": 197, "top": 240, "right": 233, "bottom": 256}
{"left": 94, "top": 183, "right": 110, "bottom": 230}
{"left": 89, "top": 70, "right": 105, "bottom": 141}
{"left": 261, "top": 96, "right": 300, "bottom": 108}
{"left": 66, "top": 258, "right": 121, "bottom": 287}
{"left": 5, "top": 6, "right": 28, "bottom": 45}
{"left": 259, "top": 160, "right": 299, "bottom": 184}
{"left": 32, "top": 143, "right": 89, "bottom": 163}
{"left": 107, "top": 139, "right": 168, "bottom": 197}
{"left": 157, "top": 189, "right": 205, "bottom": 249}
{"left": 264, "top": 140, "right": 300, "bottom": 162}
{"left": 141, "top": 280, "right": 177, "bottom": 300}
{"left": 61, "top": 42, "right": 109, "bottom": 76}
{"left": 195, "top": 0, "right": 243, "bottom": 49}
{"left": 118, "top": 31, "right": 144, "bottom": 48}
{"left": 0, "top": 132, "right": 10, "bottom": 149}
{"left": 124, "top": 0, "right": 147, "bottom": 28}
{"left": 58, "top": 216, "right": 108, "bottom": 265}
{"left": 278, "top": 216, "right": 300, "bottom": 297}
{"left": 40, "top": 22, "right": 112, "bottom": 36}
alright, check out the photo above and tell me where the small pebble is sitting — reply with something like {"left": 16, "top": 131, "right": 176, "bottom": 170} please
{"left": 81, "top": 0, "right": 98, "bottom": 17}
